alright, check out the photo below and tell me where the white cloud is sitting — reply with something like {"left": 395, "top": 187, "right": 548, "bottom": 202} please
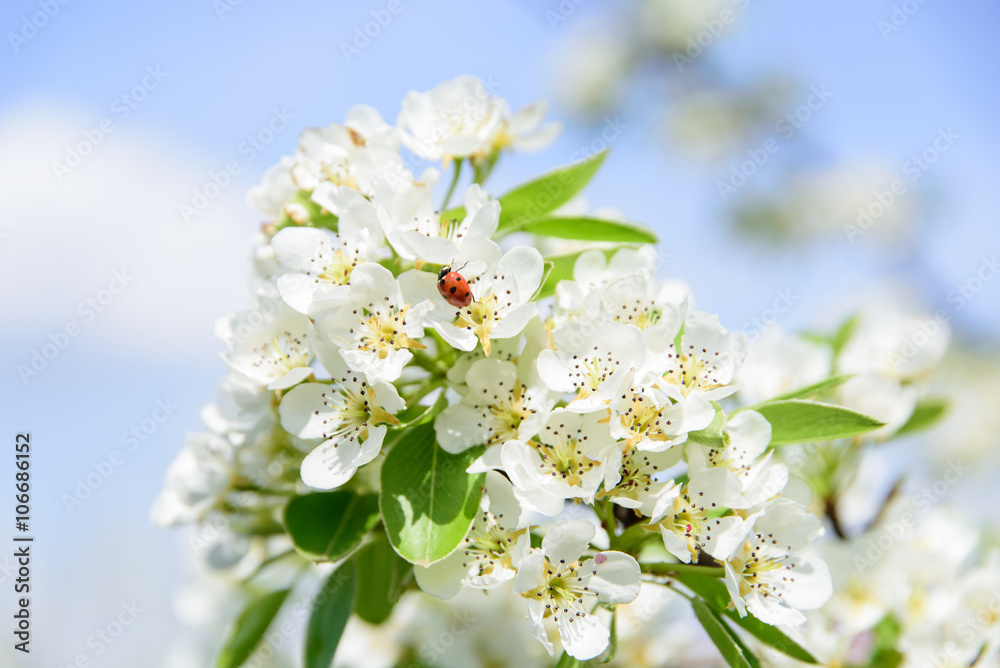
{"left": 0, "top": 103, "right": 256, "bottom": 357}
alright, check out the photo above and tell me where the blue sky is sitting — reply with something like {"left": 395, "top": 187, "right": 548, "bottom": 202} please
{"left": 1, "top": 0, "right": 998, "bottom": 665}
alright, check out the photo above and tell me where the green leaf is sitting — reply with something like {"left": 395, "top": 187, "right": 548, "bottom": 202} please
{"left": 674, "top": 571, "right": 731, "bottom": 609}
{"left": 688, "top": 402, "right": 728, "bottom": 449}
{"left": 440, "top": 206, "right": 466, "bottom": 222}
{"left": 755, "top": 400, "right": 884, "bottom": 446}
{"left": 537, "top": 251, "right": 582, "bottom": 300}
{"left": 533, "top": 261, "right": 555, "bottom": 301}
{"left": 536, "top": 248, "right": 623, "bottom": 300}
{"left": 866, "top": 615, "right": 904, "bottom": 668}
{"left": 676, "top": 573, "right": 818, "bottom": 664}
{"left": 719, "top": 617, "right": 762, "bottom": 668}
{"left": 216, "top": 589, "right": 290, "bottom": 668}
{"left": 497, "top": 149, "right": 609, "bottom": 229}
{"left": 831, "top": 313, "right": 859, "bottom": 358}
{"left": 275, "top": 189, "right": 338, "bottom": 230}
{"left": 353, "top": 530, "right": 411, "bottom": 624}
{"left": 747, "top": 374, "right": 854, "bottom": 407}
{"left": 895, "top": 397, "right": 949, "bottom": 437}
{"left": 515, "top": 215, "right": 657, "bottom": 244}
{"left": 284, "top": 492, "right": 380, "bottom": 562}
{"left": 305, "top": 562, "right": 356, "bottom": 668}
{"left": 380, "top": 422, "right": 485, "bottom": 566}
{"left": 693, "top": 599, "right": 752, "bottom": 668}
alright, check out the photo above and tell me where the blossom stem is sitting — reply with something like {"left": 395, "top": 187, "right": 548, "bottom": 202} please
{"left": 410, "top": 349, "right": 449, "bottom": 377}
{"left": 596, "top": 500, "right": 619, "bottom": 541}
{"left": 441, "top": 157, "right": 463, "bottom": 210}
{"left": 402, "top": 377, "right": 445, "bottom": 409}
{"left": 639, "top": 562, "right": 725, "bottom": 578}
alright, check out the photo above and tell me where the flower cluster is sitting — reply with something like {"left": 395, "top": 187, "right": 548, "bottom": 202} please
{"left": 155, "top": 76, "right": 981, "bottom": 668}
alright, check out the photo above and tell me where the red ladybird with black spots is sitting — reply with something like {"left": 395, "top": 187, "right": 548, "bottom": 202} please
{"left": 437, "top": 264, "right": 473, "bottom": 308}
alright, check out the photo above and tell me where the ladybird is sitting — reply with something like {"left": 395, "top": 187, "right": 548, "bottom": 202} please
{"left": 437, "top": 264, "right": 473, "bottom": 308}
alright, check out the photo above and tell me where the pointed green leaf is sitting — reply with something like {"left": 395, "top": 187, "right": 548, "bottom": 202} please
{"left": 497, "top": 150, "right": 609, "bottom": 229}
{"left": 515, "top": 215, "right": 657, "bottom": 244}
{"left": 746, "top": 374, "right": 855, "bottom": 408}
{"left": 755, "top": 400, "right": 884, "bottom": 446}
{"left": 895, "top": 397, "right": 949, "bottom": 437}
{"left": 380, "top": 422, "right": 484, "bottom": 566}
{"left": 216, "top": 589, "right": 290, "bottom": 668}
{"left": 831, "top": 313, "right": 859, "bottom": 358}
{"left": 353, "top": 530, "right": 411, "bottom": 624}
{"left": 719, "top": 615, "right": 762, "bottom": 668}
{"left": 693, "top": 599, "right": 753, "bottom": 668}
{"left": 284, "top": 492, "right": 380, "bottom": 562}
{"left": 676, "top": 573, "right": 818, "bottom": 663}
{"left": 305, "top": 562, "right": 356, "bottom": 668}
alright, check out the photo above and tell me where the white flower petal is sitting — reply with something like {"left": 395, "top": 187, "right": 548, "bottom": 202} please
{"left": 278, "top": 383, "right": 330, "bottom": 439}
{"left": 267, "top": 365, "right": 314, "bottom": 390}
{"left": 414, "top": 551, "right": 466, "bottom": 599}
{"left": 586, "top": 551, "right": 641, "bottom": 604}
{"left": 435, "top": 404, "right": 487, "bottom": 454}
{"left": 542, "top": 519, "right": 596, "bottom": 565}
{"left": 557, "top": 610, "right": 609, "bottom": 661}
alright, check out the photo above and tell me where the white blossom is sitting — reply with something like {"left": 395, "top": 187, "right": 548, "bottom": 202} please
{"left": 435, "top": 357, "right": 555, "bottom": 458}
{"left": 217, "top": 298, "right": 315, "bottom": 390}
{"left": 420, "top": 243, "right": 544, "bottom": 357}
{"left": 723, "top": 497, "right": 832, "bottom": 626}
{"left": 501, "top": 410, "right": 616, "bottom": 516}
{"left": 278, "top": 347, "right": 403, "bottom": 489}
{"left": 414, "top": 472, "right": 531, "bottom": 597}
{"left": 313, "top": 263, "right": 433, "bottom": 383}
{"left": 514, "top": 519, "right": 640, "bottom": 660}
